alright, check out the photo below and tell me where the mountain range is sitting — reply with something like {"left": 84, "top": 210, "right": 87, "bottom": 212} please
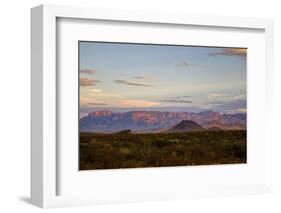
{"left": 80, "top": 110, "right": 246, "bottom": 133}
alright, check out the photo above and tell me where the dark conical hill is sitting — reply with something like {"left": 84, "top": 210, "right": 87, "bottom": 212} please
{"left": 167, "top": 120, "right": 204, "bottom": 132}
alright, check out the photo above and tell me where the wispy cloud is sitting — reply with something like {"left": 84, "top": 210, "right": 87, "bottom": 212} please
{"left": 91, "top": 89, "right": 103, "bottom": 93}
{"left": 230, "top": 94, "right": 246, "bottom": 100}
{"left": 87, "top": 102, "right": 107, "bottom": 106}
{"left": 176, "top": 62, "right": 204, "bottom": 68}
{"left": 213, "top": 99, "right": 246, "bottom": 113}
{"left": 204, "top": 100, "right": 225, "bottom": 105}
{"left": 133, "top": 75, "right": 152, "bottom": 80}
{"left": 120, "top": 99, "right": 160, "bottom": 107}
{"left": 80, "top": 92, "right": 160, "bottom": 108}
{"left": 208, "top": 93, "right": 229, "bottom": 98}
{"left": 208, "top": 93, "right": 246, "bottom": 101}
{"left": 80, "top": 69, "right": 96, "bottom": 74}
{"left": 174, "top": 95, "right": 192, "bottom": 99}
{"left": 160, "top": 99, "right": 192, "bottom": 104}
{"left": 235, "top": 108, "right": 247, "bottom": 113}
{"left": 114, "top": 79, "right": 154, "bottom": 87}
{"left": 159, "top": 95, "right": 192, "bottom": 104}
{"left": 88, "top": 90, "right": 121, "bottom": 98}
{"left": 80, "top": 96, "right": 107, "bottom": 107}
{"left": 80, "top": 78, "right": 100, "bottom": 86}
{"left": 208, "top": 48, "right": 247, "bottom": 57}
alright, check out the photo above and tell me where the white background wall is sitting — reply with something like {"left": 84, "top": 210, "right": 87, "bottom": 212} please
{"left": 0, "top": 0, "right": 280, "bottom": 212}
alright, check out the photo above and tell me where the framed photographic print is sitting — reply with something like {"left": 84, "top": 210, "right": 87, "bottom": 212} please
{"left": 78, "top": 42, "right": 247, "bottom": 170}
{"left": 31, "top": 4, "right": 274, "bottom": 208}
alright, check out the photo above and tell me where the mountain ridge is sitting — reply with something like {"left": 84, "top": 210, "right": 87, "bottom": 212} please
{"left": 80, "top": 110, "right": 246, "bottom": 133}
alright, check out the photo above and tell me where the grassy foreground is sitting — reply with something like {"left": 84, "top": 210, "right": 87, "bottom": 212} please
{"left": 79, "top": 130, "right": 246, "bottom": 170}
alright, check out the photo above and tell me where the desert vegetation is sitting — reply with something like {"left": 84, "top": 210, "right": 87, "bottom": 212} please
{"left": 79, "top": 130, "right": 246, "bottom": 170}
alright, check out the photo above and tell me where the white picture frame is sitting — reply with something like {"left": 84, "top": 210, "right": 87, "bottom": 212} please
{"left": 31, "top": 4, "right": 274, "bottom": 208}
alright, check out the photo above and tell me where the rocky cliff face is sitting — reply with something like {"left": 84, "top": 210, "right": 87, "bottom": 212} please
{"left": 80, "top": 110, "right": 246, "bottom": 133}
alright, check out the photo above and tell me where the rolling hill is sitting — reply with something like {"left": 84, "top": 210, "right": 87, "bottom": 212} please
{"left": 167, "top": 120, "right": 204, "bottom": 132}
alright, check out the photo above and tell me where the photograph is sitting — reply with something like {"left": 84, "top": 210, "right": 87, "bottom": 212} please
{"left": 79, "top": 41, "right": 247, "bottom": 170}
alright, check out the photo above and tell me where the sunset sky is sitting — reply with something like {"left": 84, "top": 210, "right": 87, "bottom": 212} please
{"left": 79, "top": 41, "right": 246, "bottom": 114}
